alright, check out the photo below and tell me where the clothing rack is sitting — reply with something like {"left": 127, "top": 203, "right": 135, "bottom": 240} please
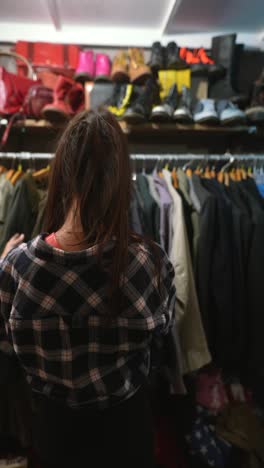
{"left": 1, "top": 152, "right": 264, "bottom": 160}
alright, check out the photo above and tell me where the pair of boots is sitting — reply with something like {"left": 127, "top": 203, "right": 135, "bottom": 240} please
{"left": 111, "top": 48, "right": 152, "bottom": 84}
{"left": 149, "top": 41, "right": 187, "bottom": 71}
{"left": 75, "top": 51, "right": 111, "bottom": 82}
{"left": 108, "top": 77, "right": 159, "bottom": 123}
{"left": 42, "top": 75, "right": 84, "bottom": 122}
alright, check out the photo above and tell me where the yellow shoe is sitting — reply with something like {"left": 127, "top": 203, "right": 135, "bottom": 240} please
{"left": 108, "top": 83, "right": 133, "bottom": 118}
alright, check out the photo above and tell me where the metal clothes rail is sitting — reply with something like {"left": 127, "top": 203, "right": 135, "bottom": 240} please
{"left": 1, "top": 152, "right": 264, "bottom": 160}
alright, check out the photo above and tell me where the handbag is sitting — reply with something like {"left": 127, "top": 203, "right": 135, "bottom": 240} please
{"left": 15, "top": 41, "right": 79, "bottom": 77}
{"left": 0, "top": 51, "right": 40, "bottom": 149}
{"left": 23, "top": 85, "right": 53, "bottom": 119}
{"left": 0, "top": 51, "right": 38, "bottom": 115}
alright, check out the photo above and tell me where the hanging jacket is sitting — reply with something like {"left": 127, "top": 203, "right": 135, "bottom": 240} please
{"left": 201, "top": 178, "right": 236, "bottom": 369}
{"left": 136, "top": 174, "right": 160, "bottom": 243}
{"left": 0, "top": 172, "right": 40, "bottom": 253}
{"left": 163, "top": 169, "right": 211, "bottom": 373}
{"left": 191, "top": 174, "right": 217, "bottom": 354}
{"left": 177, "top": 169, "right": 200, "bottom": 265}
{"left": 153, "top": 171, "right": 173, "bottom": 253}
{"left": 0, "top": 174, "right": 14, "bottom": 240}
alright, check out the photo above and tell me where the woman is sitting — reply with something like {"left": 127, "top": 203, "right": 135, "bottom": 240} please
{"left": 0, "top": 110, "right": 176, "bottom": 468}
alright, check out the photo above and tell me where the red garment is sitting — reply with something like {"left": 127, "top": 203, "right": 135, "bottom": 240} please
{"left": 45, "top": 232, "right": 62, "bottom": 249}
{"left": 155, "top": 416, "right": 187, "bottom": 468}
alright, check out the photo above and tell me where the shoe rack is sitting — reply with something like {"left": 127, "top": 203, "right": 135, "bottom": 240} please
{"left": 1, "top": 119, "right": 264, "bottom": 155}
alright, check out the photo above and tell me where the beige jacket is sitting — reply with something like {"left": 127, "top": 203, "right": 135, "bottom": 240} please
{"left": 163, "top": 170, "right": 211, "bottom": 373}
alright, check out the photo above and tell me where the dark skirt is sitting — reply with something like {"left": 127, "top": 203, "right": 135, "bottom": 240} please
{"left": 32, "top": 387, "right": 155, "bottom": 468}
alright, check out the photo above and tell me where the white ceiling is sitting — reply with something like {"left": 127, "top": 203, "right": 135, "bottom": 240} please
{"left": 57, "top": 0, "right": 171, "bottom": 28}
{"left": 166, "top": 0, "right": 264, "bottom": 34}
{"left": 0, "top": 0, "right": 263, "bottom": 48}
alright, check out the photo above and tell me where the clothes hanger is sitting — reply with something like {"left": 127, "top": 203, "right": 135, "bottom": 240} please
{"left": 5, "top": 155, "right": 16, "bottom": 181}
{"left": 32, "top": 164, "right": 51, "bottom": 180}
{"left": 171, "top": 166, "right": 179, "bottom": 189}
{"left": 141, "top": 156, "right": 146, "bottom": 175}
{"left": 10, "top": 159, "right": 24, "bottom": 185}
{"left": 182, "top": 159, "right": 193, "bottom": 178}
{"left": 132, "top": 157, "right": 137, "bottom": 181}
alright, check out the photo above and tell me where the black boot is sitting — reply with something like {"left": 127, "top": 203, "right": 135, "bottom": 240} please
{"left": 209, "top": 34, "right": 238, "bottom": 99}
{"left": 151, "top": 83, "right": 178, "bottom": 121}
{"left": 166, "top": 42, "right": 187, "bottom": 70}
{"left": 107, "top": 83, "right": 134, "bottom": 119}
{"left": 149, "top": 42, "right": 165, "bottom": 71}
{"left": 173, "top": 86, "right": 193, "bottom": 124}
{"left": 123, "top": 78, "right": 157, "bottom": 123}
{"left": 245, "top": 70, "right": 264, "bottom": 124}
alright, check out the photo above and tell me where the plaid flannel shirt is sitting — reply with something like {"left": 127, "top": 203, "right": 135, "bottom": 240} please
{"left": 0, "top": 234, "right": 176, "bottom": 408}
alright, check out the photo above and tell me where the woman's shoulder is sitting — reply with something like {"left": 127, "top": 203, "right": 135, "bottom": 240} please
{"left": 128, "top": 239, "right": 173, "bottom": 276}
{"left": 128, "top": 238, "right": 165, "bottom": 259}
{"left": 0, "top": 239, "right": 33, "bottom": 281}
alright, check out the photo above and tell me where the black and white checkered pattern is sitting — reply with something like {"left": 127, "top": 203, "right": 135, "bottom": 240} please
{"left": 0, "top": 234, "right": 176, "bottom": 408}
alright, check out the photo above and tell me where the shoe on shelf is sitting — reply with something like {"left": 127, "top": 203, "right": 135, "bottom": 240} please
{"left": 196, "top": 48, "right": 225, "bottom": 79}
{"left": 173, "top": 86, "right": 193, "bottom": 124}
{"left": 149, "top": 41, "right": 165, "bottom": 71}
{"left": 217, "top": 100, "right": 246, "bottom": 126}
{"left": 107, "top": 83, "right": 134, "bottom": 118}
{"left": 123, "top": 78, "right": 156, "bottom": 124}
{"left": 210, "top": 34, "right": 238, "bottom": 99}
{"left": 42, "top": 75, "right": 84, "bottom": 122}
{"left": 111, "top": 50, "right": 129, "bottom": 82}
{"left": 75, "top": 50, "right": 95, "bottom": 82}
{"left": 245, "top": 70, "right": 264, "bottom": 124}
{"left": 193, "top": 99, "right": 219, "bottom": 124}
{"left": 166, "top": 42, "right": 188, "bottom": 70}
{"left": 95, "top": 53, "right": 111, "bottom": 81}
{"left": 230, "top": 94, "right": 250, "bottom": 110}
{"left": 128, "top": 48, "right": 152, "bottom": 84}
{"left": 180, "top": 47, "right": 206, "bottom": 76}
{"left": 151, "top": 83, "right": 178, "bottom": 122}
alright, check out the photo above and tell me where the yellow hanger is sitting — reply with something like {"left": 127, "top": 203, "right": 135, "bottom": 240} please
{"left": 224, "top": 172, "right": 230, "bottom": 187}
{"left": 0, "top": 165, "right": 7, "bottom": 175}
{"left": 186, "top": 168, "right": 193, "bottom": 178}
{"left": 235, "top": 168, "right": 242, "bottom": 182}
{"left": 204, "top": 165, "right": 211, "bottom": 179}
{"left": 32, "top": 165, "right": 50, "bottom": 180}
{"left": 247, "top": 166, "right": 253, "bottom": 178}
{"left": 5, "top": 169, "right": 15, "bottom": 181}
{"left": 241, "top": 167, "right": 247, "bottom": 180}
{"left": 230, "top": 168, "right": 237, "bottom": 182}
{"left": 217, "top": 171, "right": 224, "bottom": 183}
{"left": 171, "top": 167, "right": 179, "bottom": 189}
{"left": 10, "top": 163, "right": 23, "bottom": 185}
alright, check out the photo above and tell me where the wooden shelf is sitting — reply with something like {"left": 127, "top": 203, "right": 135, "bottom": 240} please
{"left": 0, "top": 119, "right": 263, "bottom": 154}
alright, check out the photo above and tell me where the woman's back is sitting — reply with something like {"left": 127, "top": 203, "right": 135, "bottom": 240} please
{"left": 0, "top": 110, "right": 176, "bottom": 467}
{"left": 1, "top": 234, "right": 175, "bottom": 409}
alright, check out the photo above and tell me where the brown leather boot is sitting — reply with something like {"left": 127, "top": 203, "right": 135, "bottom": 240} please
{"left": 111, "top": 51, "right": 129, "bottom": 82}
{"left": 128, "top": 48, "right": 152, "bottom": 84}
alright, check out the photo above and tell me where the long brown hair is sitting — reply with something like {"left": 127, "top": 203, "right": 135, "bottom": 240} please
{"left": 44, "top": 110, "right": 135, "bottom": 311}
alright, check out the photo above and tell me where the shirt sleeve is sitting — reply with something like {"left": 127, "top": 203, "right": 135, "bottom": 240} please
{"left": 152, "top": 250, "right": 177, "bottom": 336}
{"left": 0, "top": 255, "right": 17, "bottom": 356}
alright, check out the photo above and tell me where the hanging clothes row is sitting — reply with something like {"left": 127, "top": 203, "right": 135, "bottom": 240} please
{"left": 1, "top": 152, "right": 264, "bottom": 391}
{"left": 129, "top": 154, "right": 264, "bottom": 394}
